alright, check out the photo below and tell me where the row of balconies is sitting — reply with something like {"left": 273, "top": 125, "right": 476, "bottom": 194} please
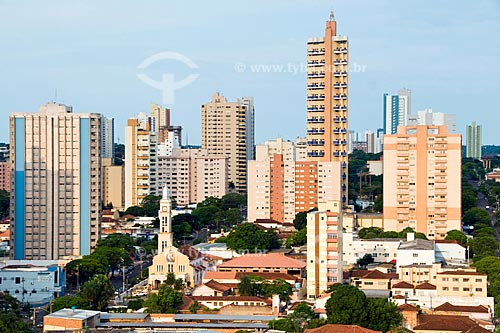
{"left": 333, "top": 117, "right": 347, "bottom": 123}
{"left": 333, "top": 128, "right": 348, "bottom": 134}
{"left": 307, "top": 129, "right": 325, "bottom": 135}
{"left": 333, "top": 48, "right": 348, "bottom": 54}
{"left": 307, "top": 118, "right": 325, "bottom": 123}
{"left": 307, "top": 151, "right": 325, "bottom": 157}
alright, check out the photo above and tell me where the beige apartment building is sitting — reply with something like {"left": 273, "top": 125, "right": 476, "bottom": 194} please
{"left": 10, "top": 102, "right": 102, "bottom": 259}
{"left": 383, "top": 125, "right": 461, "bottom": 240}
{"left": 307, "top": 201, "right": 343, "bottom": 299}
{"left": 201, "top": 92, "right": 254, "bottom": 193}
{"left": 157, "top": 148, "right": 228, "bottom": 207}
{"left": 124, "top": 115, "right": 158, "bottom": 208}
{"left": 0, "top": 161, "right": 10, "bottom": 192}
{"left": 306, "top": 12, "right": 349, "bottom": 204}
{"left": 102, "top": 158, "right": 124, "bottom": 210}
{"left": 247, "top": 157, "right": 341, "bottom": 223}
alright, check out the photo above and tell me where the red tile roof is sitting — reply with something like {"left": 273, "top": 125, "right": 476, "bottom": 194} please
{"left": 218, "top": 253, "right": 305, "bottom": 269}
{"left": 304, "top": 324, "right": 381, "bottom": 333}
{"left": 190, "top": 295, "right": 272, "bottom": 305}
{"left": 414, "top": 314, "right": 480, "bottom": 332}
{"left": 204, "top": 280, "right": 232, "bottom": 293}
{"left": 350, "top": 270, "right": 396, "bottom": 280}
{"left": 415, "top": 282, "right": 436, "bottom": 290}
{"left": 392, "top": 295, "right": 406, "bottom": 299}
{"left": 398, "top": 303, "right": 419, "bottom": 312}
{"left": 434, "top": 302, "right": 489, "bottom": 314}
{"left": 392, "top": 281, "right": 414, "bottom": 289}
{"left": 179, "top": 244, "right": 203, "bottom": 260}
{"left": 203, "top": 271, "right": 237, "bottom": 280}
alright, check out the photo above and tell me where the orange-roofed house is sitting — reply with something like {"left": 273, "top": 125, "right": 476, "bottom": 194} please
{"left": 217, "top": 253, "right": 305, "bottom": 276}
{"left": 304, "top": 324, "right": 381, "bottom": 333}
{"left": 433, "top": 302, "right": 492, "bottom": 322}
{"left": 349, "top": 269, "right": 398, "bottom": 298}
{"left": 413, "top": 314, "right": 491, "bottom": 333}
{"left": 398, "top": 303, "right": 419, "bottom": 329}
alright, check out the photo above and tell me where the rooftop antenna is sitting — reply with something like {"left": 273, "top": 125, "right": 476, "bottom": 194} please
{"left": 54, "top": 88, "right": 57, "bottom": 102}
{"left": 329, "top": 10, "right": 334, "bottom": 21}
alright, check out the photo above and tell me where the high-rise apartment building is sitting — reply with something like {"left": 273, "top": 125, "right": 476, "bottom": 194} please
{"left": 0, "top": 161, "right": 10, "bottom": 192}
{"left": 201, "top": 92, "right": 254, "bottom": 193}
{"left": 149, "top": 103, "right": 170, "bottom": 134}
{"left": 306, "top": 200, "right": 343, "bottom": 299}
{"left": 466, "top": 121, "right": 482, "bottom": 160}
{"left": 100, "top": 117, "right": 114, "bottom": 159}
{"left": 383, "top": 88, "right": 411, "bottom": 135}
{"left": 408, "top": 109, "right": 456, "bottom": 133}
{"left": 383, "top": 125, "right": 461, "bottom": 240}
{"left": 247, "top": 138, "right": 342, "bottom": 223}
{"left": 157, "top": 148, "right": 228, "bottom": 206}
{"left": 125, "top": 114, "right": 158, "bottom": 208}
{"left": 10, "top": 102, "right": 102, "bottom": 259}
{"left": 102, "top": 157, "right": 124, "bottom": 210}
{"left": 306, "top": 12, "right": 348, "bottom": 204}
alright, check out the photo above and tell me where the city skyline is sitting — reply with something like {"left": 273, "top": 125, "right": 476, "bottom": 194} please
{"left": 0, "top": 1, "right": 499, "bottom": 145}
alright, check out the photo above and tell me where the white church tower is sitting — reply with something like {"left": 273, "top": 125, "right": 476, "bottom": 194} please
{"left": 158, "top": 185, "right": 173, "bottom": 253}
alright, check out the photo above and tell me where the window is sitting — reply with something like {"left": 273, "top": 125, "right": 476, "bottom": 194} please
{"left": 15, "top": 277, "right": 21, "bottom": 284}
{"left": 442, "top": 287, "right": 449, "bottom": 291}
{"left": 413, "top": 253, "right": 418, "bottom": 257}
{"left": 463, "top": 288, "right": 470, "bottom": 292}
{"left": 476, "top": 288, "right": 483, "bottom": 292}
{"left": 463, "top": 278, "right": 469, "bottom": 282}
{"left": 453, "top": 287, "right": 459, "bottom": 291}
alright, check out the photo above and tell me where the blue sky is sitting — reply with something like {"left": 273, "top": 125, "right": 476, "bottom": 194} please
{"left": 0, "top": 0, "right": 499, "bottom": 144}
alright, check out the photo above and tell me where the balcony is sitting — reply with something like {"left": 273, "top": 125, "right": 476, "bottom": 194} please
{"left": 308, "top": 151, "right": 325, "bottom": 157}
{"left": 307, "top": 95, "right": 325, "bottom": 101}
{"left": 307, "top": 129, "right": 325, "bottom": 135}
{"left": 308, "top": 140, "right": 325, "bottom": 146}
{"left": 307, "top": 118, "right": 325, "bottom": 123}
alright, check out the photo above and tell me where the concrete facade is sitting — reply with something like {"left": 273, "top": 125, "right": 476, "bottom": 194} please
{"left": 0, "top": 161, "right": 9, "bottom": 192}
{"left": 157, "top": 148, "right": 228, "bottom": 207}
{"left": 201, "top": 92, "right": 254, "bottom": 193}
{"left": 306, "top": 13, "right": 349, "bottom": 204}
{"left": 10, "top": 102, "right": 102, "bottom": 259}
{"left": 383, "top": 125, "right": 461, "bottom": 239}
{"left": 306, "top": 201, "right": 343, "bottom": 299}
{"left": 124, "top": 115, "right": 158, "bottom": 208}
{"left": 466, "top": 121, "right": 482, "bottom": 160}
{"left": 102, "top": 158, "right": 124, "bottom": 210}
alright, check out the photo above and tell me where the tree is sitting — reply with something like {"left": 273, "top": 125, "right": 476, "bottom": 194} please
{"left": 127, "top": 298, "right": 144, "bottom": 311}
{"left": 445, "top": 230, "right": 468, "bottom": 246}
{"left": 463, "top": 207, "right": 491, "bottom": 226}
{"left": 365, "top": 298, "right": 402, "bottom": 332}
{"left": 225, "top": 208, "right": 244, "bottom": 226}
{"left": 172, "top": 221, "right": 192, "bottom": 242}
{"left": 325, "top": 285, "right": 367, "bottom": 326}
{"left": 79, "top": 274, "right": 115, "bottom": 311}
{"left": 286, "top": 229, "right": 307, "bottom": 248}
{"left": 357, "top": 254, "right": 374, "bottom": 267}
{"left": 93, "top": 246, "right": 131, "bottom": 276}
{"left": 293, "top": 208, "right": 317, "bottom": 231}
{"left": 470, "top": 236, "right": 499, "bottom": 259}
{"left": 293, "top": 302, "right": 316, "bottom": 319}
{"left": 144, "top": 283, "right": 183, "bottom": 313}
{"left": 172, "top": 214, "right": 202, "bottom": 231}
{"left": 221, "top": 193, "right": 246, "bottom": 210}
{"left": 226, "top": 223, "right": 275, "bottom": 253}
{"left": 51, "top": 295, "right": 89, "bottom": 312}
{"left": 238, "top": 275, "right": 254, "bottom": 296}
{"left": 189, "top": 300, "right": 201, "bottom": 314}
{"left": 123, "top": 205, "right": 144, "bottom": 217}
{"left": 66, "top": 257, "right": 108, "bottom": 287}
{"left": 192, "top": 205, "right": 220, "bottom": 227}
{"left": 141, "top": 194, "right": 162, "bottom": 217}
{"left": 263, "top": 279, "right": 293, "bottom": 302}
{"left": 0, "top": 190, "right": 9, "bottom": 219}
{"left": 97, "top": 233, "right": 135, "bottom": 252}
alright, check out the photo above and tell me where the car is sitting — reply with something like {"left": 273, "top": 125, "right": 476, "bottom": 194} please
{"left": 486, "top": 205, "right": 490, "bottom": 209}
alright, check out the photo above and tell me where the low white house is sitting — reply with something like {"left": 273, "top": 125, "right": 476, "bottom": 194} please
{"left": 396, "top": 235, "right": 435, "bottom": 268}
{"left": 342, "top": 232, "right": 401, "bottom": 266}
{"left": 435, "top": 240, "right": 467, "bottom": 265}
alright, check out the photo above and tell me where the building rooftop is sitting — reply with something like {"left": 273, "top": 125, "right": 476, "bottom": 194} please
{"left": 413, "top": 314, "right": 487, "bottom": 332}
{"left": 398, "top": 239, "right": 434, "bottom": 251}
{"left": 45, "top": 308, "right": 101, "bottom": 320}
{"left": 415, "top": 282, "right": 436, "bottom": 290}
{"left": 304, "top": 324, "right": 381, "bottom": 333}
{"left": 392, "top": 281, "right": 414, "bottom": 289}
{"left": 434, "top": 302, "right": 490, "bottom": 314}
{"left": 398, "top": 303, "right": 419, "bottom": 312}
{"left": 218, "top": 253, "right": 305, "bottom": 269}
{"left": 350, "top": 270, "right": 398, "bottom": 280}
{"left": 204, "top": 280, "right": 232, "bottom": 292}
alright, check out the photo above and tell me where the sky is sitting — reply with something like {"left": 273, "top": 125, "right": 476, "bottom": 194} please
{"left": 0, "top": 0, "right": 499, "bottom": 145}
